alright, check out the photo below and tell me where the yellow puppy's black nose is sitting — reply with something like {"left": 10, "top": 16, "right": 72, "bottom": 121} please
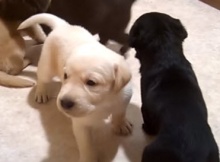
{"left": 60, "top": 98, "right": 75, "bottom": 109}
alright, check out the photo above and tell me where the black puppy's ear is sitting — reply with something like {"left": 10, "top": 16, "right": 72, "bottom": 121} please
{"left": 128, "top": 24, "right": 146, "bottom": 49}
{"left": 172, "top": 19, "right": 188, "bottom": 41}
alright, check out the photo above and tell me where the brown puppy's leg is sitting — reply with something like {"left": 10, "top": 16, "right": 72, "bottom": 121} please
{"left": 99, "top": 33, "right": 129, "bottom": 56}
{"left": 120, "top": 45, "right": 129, "bottom": 55}
{"left": 7, "top": 55, "right": 25, "bottom": 75}
{"left": 112, "top": 33, "right": 130, "bottom": 55}
{"left": 99, "top": 35, "right": 109, "bottom": 45}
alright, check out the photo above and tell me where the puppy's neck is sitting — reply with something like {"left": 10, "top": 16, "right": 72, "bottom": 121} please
{"left": 137, "top": 43, "right": 187, "bottom": 70}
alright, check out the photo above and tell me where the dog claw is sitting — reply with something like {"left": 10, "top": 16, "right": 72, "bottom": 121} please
{"left": 35, "top": 91, "right": 49, "bottom": 103}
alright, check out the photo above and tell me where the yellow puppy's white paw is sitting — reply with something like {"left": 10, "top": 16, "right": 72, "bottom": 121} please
{"left": 112, "top": 119, "right": 133, "bottom": 136}
{"left": 35, "top": 87, "right": 49, "bottom": 103}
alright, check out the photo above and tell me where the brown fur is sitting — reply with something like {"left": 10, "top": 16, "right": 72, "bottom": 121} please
{"left": 0, "top": 19, "right": 33, "bottom": 87}
{"left": 46, "top": 0, "right": 136, "bottom": 55}
{"left": 0, "top": 0, "right": 50, "bottom": 88}
{"left": 0, "top": 0, "right": 135, "bottom": 55}
{"left": 0, "top": 0, "right": 51, "bottom": 20}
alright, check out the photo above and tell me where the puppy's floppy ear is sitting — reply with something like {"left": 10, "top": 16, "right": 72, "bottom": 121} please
{"left": 172, "top": 19, "right": 188, "bottom": 41}
{"left": 113, "top": 59, "right": 131, "bottom": 92}
{"left": 128, "top": 23, "right": 146, "bottom": 49}
{"left": 129, "top": 23, "right": 154, "bottom": 50}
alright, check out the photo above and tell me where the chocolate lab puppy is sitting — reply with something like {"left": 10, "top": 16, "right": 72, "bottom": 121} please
{"left": 46, "top": 0, "right": 136, "bottom": 54}
{"left": 0, "top": 0, "right": 135, "bottom": 55}
{"left": 129, "top": 12, "right": 219, "bottom": 162}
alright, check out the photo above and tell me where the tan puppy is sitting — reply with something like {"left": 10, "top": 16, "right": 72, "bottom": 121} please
{"left": 18, "top": 13, "right": 133, "bottom": 162}
{"left": 0, "top": 18, "right": 45, "bottom": 88}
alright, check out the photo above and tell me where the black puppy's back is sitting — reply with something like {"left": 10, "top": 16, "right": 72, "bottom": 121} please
{"left": 129, "top": 12, "right": 219, "bottom": 162}
{"left": 141, "top": 65, "right": 218, "bottom": 162}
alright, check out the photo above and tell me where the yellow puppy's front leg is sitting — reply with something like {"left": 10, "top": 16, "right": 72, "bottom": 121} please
{"left": 72, "top": 122, "right": 98, "bottom": 162}
{"left": 34, "top": 44, "right": 56, "bottom": 104}
{"left": 35, "top": 64, "right": 53, "bottom": 103}
{"left": 35, "top": 80, "right": 50, "bottom": 103}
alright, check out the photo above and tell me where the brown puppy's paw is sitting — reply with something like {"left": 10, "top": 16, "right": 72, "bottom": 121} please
{"left": 112, "top": 118, "right": 133, "bottom": 136}
{"left": 120, "top": 45, "right": 129, "bottom": 56}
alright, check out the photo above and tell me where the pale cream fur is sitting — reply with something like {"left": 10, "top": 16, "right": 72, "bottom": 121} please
{"left": 18, "top": 13, "right": 133, "bottom": 162}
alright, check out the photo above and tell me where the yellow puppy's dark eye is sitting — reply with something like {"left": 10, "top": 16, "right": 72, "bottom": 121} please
{"left": 64, "top": 73, "right": 68, "bottom": 80}
{"left": 86, "top": 80, "right": 96, "bottom": 86}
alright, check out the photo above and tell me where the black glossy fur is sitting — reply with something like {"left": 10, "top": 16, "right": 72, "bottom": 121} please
{"left": 129, "top": 12, "right": 219, "bottom": 162}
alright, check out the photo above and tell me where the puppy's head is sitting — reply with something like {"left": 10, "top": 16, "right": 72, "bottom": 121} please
{"left": 57, "top": 45, "right": 131, "bottom": 118}
{"left": 129, "top": 12, "right": 187, "bottom": 56}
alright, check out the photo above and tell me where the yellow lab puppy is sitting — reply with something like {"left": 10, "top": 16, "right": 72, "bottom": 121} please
{"left": 19, "top": 13, "right": 133, "bottom": 162}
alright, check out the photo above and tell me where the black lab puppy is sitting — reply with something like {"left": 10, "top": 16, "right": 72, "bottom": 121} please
{"left": 129, "top": 12, "right": 219, "bottom": 162}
